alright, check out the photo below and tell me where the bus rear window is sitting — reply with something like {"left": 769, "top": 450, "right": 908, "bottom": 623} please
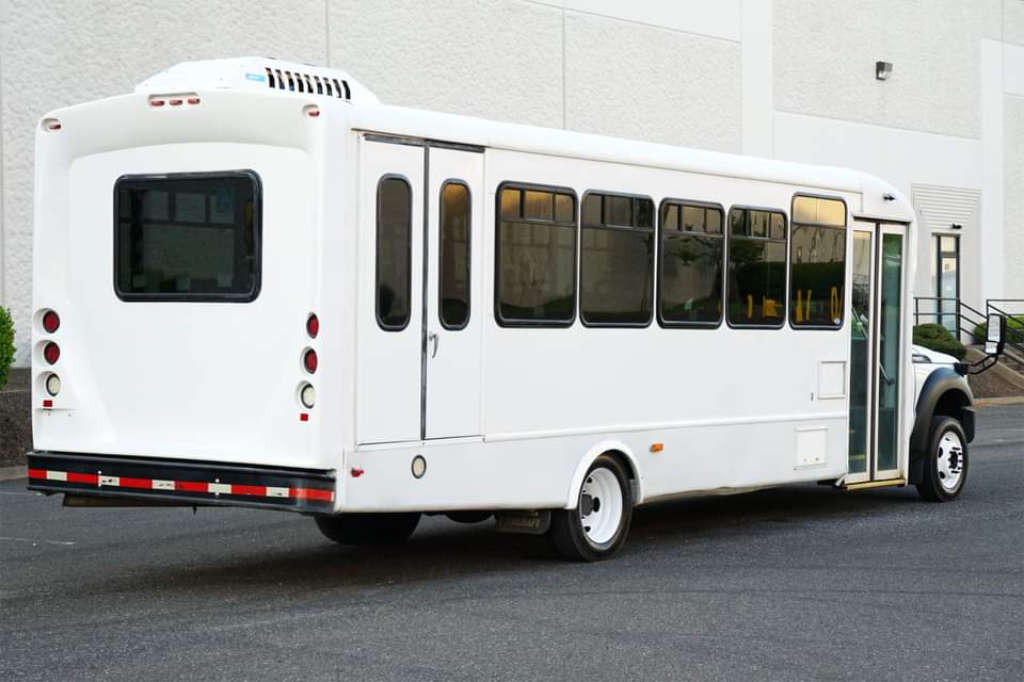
{"left": 115, "top": 171, "right": 261, "bottom": 301}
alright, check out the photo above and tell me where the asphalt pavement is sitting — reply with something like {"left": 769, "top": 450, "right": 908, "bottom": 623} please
{"left": 2, "top": 406, "right": 1022, "bottom": 681}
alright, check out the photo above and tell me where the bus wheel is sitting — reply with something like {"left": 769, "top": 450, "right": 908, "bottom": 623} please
{"left": 548, "top": 455, "right": 632, "bottom": 561}
{"left": 916, "top": 417, "right": 969, "bottom": 502}
{"left": 445, "top": 511, "right": 493, "bottom": 524}
{"left": 315, "top": 512, "right": 421, "bottom": 545}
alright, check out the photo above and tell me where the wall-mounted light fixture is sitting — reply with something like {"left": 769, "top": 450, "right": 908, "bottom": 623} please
{"left": 876, "top": 61, "right": 893, "bottom": 81}
{"left": 951, "top": 223, "right": 963, "bottom": 230}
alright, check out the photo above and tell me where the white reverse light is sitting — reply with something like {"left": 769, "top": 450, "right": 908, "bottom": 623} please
{"left": 299, "top": 383, "right": 316, "bottom": 409}
{"left": 45, "top": 373, "right": 62, "bottom": 397}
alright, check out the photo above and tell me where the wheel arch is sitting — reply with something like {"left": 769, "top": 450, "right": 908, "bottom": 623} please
{"left": 563, "top": 440, "right": 642, "bottom": 510}
{"left": 909, "top": 367, "right": 974, "bottom": 484}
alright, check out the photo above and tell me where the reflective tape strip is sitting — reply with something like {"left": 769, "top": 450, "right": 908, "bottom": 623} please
{"left": 28, "top": 468, "right": 333, "bottom": 503}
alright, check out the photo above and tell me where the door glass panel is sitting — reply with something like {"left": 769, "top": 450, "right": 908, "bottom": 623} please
{"left": 877, "top": 233, "right": 903, "bottom": 472}
{"left": 848, "top": 231, "right": 872, "bottom": 474}
{"left": 934, "top": 235, "right": 959, "bottom": 333}
{"left": 439, "top": 182, "right": 470, "bottom": 329}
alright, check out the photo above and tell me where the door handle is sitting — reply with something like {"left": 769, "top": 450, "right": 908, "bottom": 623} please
{"left": 427, "top": 331, "right": 439, "bottom": 358}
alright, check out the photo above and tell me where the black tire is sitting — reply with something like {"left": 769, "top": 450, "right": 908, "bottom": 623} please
{"left": 916, "top": 416, "right": 969, "bottom": 502}
{"left": 548, "top": 455, "right": 633, "bottom": 561}
{"left": 314, "top": 512, "right": 421, "bottom": 545}
{"left": 444, "top": 511, "right": 494, "bottom": 524}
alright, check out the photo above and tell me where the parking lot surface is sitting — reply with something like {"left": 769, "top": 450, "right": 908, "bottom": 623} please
{"left": 2, "top": 405, "right": 1022, "bottom": 681}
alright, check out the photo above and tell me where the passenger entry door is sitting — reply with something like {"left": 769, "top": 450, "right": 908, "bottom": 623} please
{"left": 425, "top": 146, "right": 484, "bottom": 438}
{"left": 356, "top": 139, "right": 424, "bottom": 444}
{"left": 847, "top": 220, "right": 906, "bottom": 484}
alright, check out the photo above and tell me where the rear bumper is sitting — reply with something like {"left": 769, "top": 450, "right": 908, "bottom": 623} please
{"left": 27, "top": 451, "right": 336, "bottom": 513}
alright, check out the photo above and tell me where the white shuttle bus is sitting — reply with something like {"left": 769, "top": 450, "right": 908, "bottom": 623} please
{"left": 28, "top": 58, "right": 990, "bottom": 560}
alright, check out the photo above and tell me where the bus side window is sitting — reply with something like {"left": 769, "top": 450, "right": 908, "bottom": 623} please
{"left": 580, "top": 192, "right": 655, "bottom": 326}
{"left": 495, "top": 184, "right": 577, "bottom": 326}
{"left": 376, "top": 176, "right": 413, "bottom": 331}
{"left": 658, "top": 200, "right": 724, "bottom": 327}
{"left": 790, "top": 195, "right": 847, "bottom": 328}
{"left": 439, "top": 181, "right": 471, "bottom": 329}
{"left": 726, "top": 207, "right": 787, "bottom": 327}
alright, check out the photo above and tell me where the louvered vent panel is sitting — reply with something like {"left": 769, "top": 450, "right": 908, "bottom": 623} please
{"left": 263, "top": 66, "right": 351, "bottom": 100}
{"left": 911, "top": 184, "right": 981, "bottom": 231}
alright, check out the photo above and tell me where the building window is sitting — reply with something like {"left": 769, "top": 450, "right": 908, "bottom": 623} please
{"left": 658, "top": 200, "right": 724, "bottom": 327}
{"left": 439, "top": 181, "right": 471, "bottom": 329}
{"left": 580, "top": 192, "right": 655, "bottom": 325}
{"left": 376, "top": 176, "right": 412, "bottom": 330}
{"left": 727, "top": 207, "right": 787, "bottom": 327}
{"left": 790, "top": 195, "right": 847, "bottom": 328}
{"left": 496, "top": 184, "right": 577, "bottom": 326}
{"left": 114, "top": 171, "right": 261, "bottom": 302}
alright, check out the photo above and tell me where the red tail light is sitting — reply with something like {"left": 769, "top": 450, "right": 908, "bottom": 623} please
{"left": 42, "top": 310, "right": 60, "bottom": 334}
{"left": 306, "top": 314, "right": 319, "bottom": 339}
{"left": 303, "top": 349, "right": 318, "bottom": 374}
{"left": 43, "top": 342, "right": 60, "bottom": 365}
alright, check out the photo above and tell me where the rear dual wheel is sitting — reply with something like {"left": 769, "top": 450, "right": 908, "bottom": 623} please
{"left": 548, "top": 455, "right": 633, "bottom": 561}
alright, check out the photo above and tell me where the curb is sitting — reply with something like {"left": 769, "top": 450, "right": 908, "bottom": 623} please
{"left": 975, "top": 396, "right": 1024, "bottom": 407}
{"left": 0, "top": 465, "right": 27, "bottom": 482}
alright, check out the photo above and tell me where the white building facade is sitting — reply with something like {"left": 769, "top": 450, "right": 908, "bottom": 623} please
{"left": 1, "top": 0, "right": 1022, "bottom": 365}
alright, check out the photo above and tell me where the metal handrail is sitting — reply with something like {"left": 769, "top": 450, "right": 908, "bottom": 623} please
{"left": 912, "top": 296, "right": 987, "bottom": 344}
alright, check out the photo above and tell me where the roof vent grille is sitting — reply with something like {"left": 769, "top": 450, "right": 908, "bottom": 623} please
{"left": 264, "top": 66, "right": 351, "bottom": 100}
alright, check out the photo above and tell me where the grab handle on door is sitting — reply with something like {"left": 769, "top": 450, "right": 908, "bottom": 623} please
{"left": 428, "top": 331, "right": 439, "bottom": 358}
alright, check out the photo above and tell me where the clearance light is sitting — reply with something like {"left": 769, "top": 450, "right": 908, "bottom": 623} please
{"left": 45, "top": 374, "right": 61, "bottom": 397}
{"left": 42, "top": 310, "right": 60, "bottom": 334}
{"left": 187, "top": 97, "right": 201, "bottom": 105}
{"left": 150, "top": 99, "right": 166, "bottom": 107}
{"left": 43, "top": 118, "right": 62, "bottom": 131}
{"left": 303, "top": 348, "right": 318, "bottom": 374}
{"left": 169, "top": 98, "right": 183, "bottom": 106}
{"left": 299, "top": 383, "right": 316, "bottom": 409}
{"left": 650, "top": 443, "right": 664, "bottom": 453}
{"left": 306, "top": 313, "right": 319, "bottom": 339}
{"left": 43, "top": 342, "right": 60, "bottom": 365}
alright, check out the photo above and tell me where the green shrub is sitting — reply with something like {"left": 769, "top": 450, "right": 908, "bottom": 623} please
{"left": 913, "top": 323, "right": 967, "bottom": 360}
{"left": 972, "top": 316, "right": 1024, "bottom": 347}
{"left": 0, "top": 307, "right": 14, "bottom": 390}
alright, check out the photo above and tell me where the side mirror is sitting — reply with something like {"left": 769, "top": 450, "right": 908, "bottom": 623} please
{"left": 985, "top": 313, "right": 1007, "bottom": 356}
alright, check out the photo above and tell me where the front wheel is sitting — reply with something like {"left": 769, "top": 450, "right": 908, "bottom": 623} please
{"left": 548, "top": 455, "right": 632, "bottom": 561}
{"left": 916, "top": 416, "right": 969, "bottom": 502}
{"left": 314, "top": 512, "right": 421, "bottom": 545}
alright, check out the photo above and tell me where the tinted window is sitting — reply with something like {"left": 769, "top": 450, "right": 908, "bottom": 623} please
{"left": 658, "top": 201, "right": 724, "bottom": 326}
{"left": 376, "top": 176, "right": 412, "bottom": 330}
{"left": 790, "top": 196, "right": 847, "bottom": 327}
{"left": 580, "top": 193, "right": 654, "bottom": 325}
{"left": 115, "top": 172, "right": 260, "bottom": 301}
{"left": 496, "top": 185, "right": 577, "bottom": 325}
{"left": 439, "top": 182, "right": 470, "bottom": 329}
{"left": 727, "top": 208, "right": 787, "bottom": 326}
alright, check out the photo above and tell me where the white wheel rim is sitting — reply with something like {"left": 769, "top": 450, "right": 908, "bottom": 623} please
{"left": 936, "top": 430, "right": 965, "bottom": 492}
{"left": 579, "top": 467, "right": 624, "bottom": 546}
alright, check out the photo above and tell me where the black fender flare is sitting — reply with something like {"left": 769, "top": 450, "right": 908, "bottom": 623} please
{"left": 909, "top": 367, "right": 974, "bottom": 483}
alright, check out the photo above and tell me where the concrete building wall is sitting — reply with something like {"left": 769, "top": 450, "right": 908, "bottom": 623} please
{"left": 1006, "top": 95, "right": 1024, "bottom": 294}
{"left": 1, "top": 0, "right": 1022, "bottom": 364}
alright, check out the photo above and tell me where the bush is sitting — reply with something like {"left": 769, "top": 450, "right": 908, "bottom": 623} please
{"left": 972, "top": 316, "right": 1024, "bottom": 347}
{"left": 913, "top": 323, "right": 967, "bottom": 360}
{"left": 0, "top": 307, "right": 14, "bottom": 390}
